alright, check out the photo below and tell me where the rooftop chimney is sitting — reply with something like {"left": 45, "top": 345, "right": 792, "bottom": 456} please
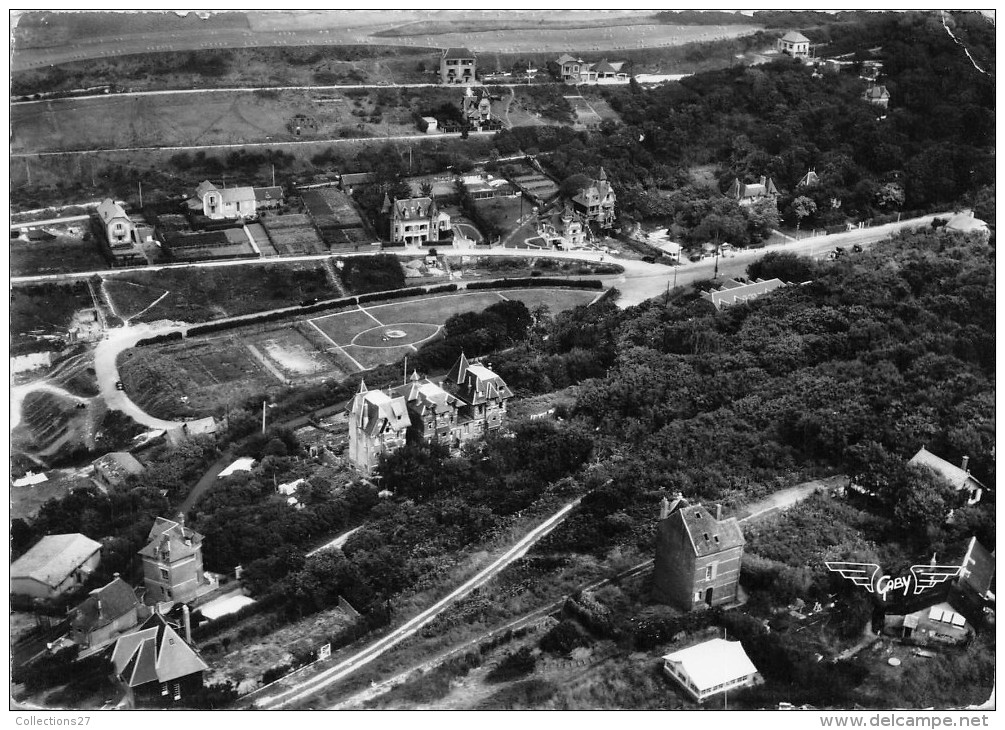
{"left": 659, "top": 496, "right": 670, "bottom": 520}
{"left": 182, "top": 604, "right": 192, "bottom": 644}
{"left": 961, "top": 456, "right": 970, "bottom": 473}
{"left": 715, "top": 504, "right": 722, "bottom": 522}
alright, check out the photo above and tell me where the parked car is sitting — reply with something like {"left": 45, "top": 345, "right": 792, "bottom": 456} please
{"left": 115, "top": 381, "right": 124, "bottom": 391}
{"left": 852, "top": 244, "right": 863, "bottom": 253}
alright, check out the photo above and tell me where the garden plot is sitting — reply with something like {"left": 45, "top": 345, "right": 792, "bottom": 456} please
{"left": 261, "top": 213, "right": 325, "bottom": 255}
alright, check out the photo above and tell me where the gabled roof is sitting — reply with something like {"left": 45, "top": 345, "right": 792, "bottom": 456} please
{"left": 572, "top": 174, "right": 616, "bottom": 207}
{"left": 195, "top": 180, "right": 218, "bottom": 198}
{"left": 662, "top": 638, "right": 759, "bottom": 692}
{"left": 97, "top": 198, "right": 129, "bottom": 224}
{"left": 864, "top": 85, "right": 890, "bottom": 99}
{"left": 393, "top": 197, "right": 436, "bottom": 220}
{"left": 71, "top": 577, "right": 139, "bottom": 634}
{"left": 443, "top": 47, "right": 474, "bottom": 60}
{"left": 664, "top": 501, "right": 745, "bottom": 558}
{"left": 798, "top": 170, "right": 819, "bottom": 188}
{"left": 195, "top": 180, "right": 255, "bottom": 205}
{"left": 594, "top": 60, "right": 619, "bottom": 74}
{"left": 728, "top": 177, "right": 779, "bottom": 200}
{"left": 254, "top": 186, "right": 284, "bottom": 202}
{"left": 351, "top": 388, "right": 412, "bottom": 438}
{"left": 137, "top": 518, "right": 203, "bottom": 563}
{"left": 111, "top": 613, "right": 207, "bottom": 688}
{"left": 908, "top": 447, "right": 984, "bottom": 493}
{"left": 945, "top": 212, "right": 989, "bottom": 233}
{"left": 556, "top": 54, "right": 580, "bottom": 65}
{"left": 459, "top": 363, "right": 514, "bottom": 405}
{"left": 11, "top": 534, "right": 102, "bottom": 588}
{"left": 781, "top": 30, "right": 810, "bottom": 43}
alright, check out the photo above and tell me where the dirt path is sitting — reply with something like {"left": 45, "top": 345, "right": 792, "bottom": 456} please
{"left": 247, "top": 497, "right": 584, "bottom": 709}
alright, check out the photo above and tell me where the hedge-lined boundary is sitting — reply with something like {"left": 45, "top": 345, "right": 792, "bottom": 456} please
{"left": 134, "top": 278, "right": 603, "bottom": 344}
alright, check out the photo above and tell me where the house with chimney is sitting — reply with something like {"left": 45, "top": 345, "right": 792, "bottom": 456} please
{"left": 69, "top": 575, "right": 144, "bottom": 649}
{"left": 388, "top": 196, "right": 452, "bottom": 245}
{"left": 537, "top": 204, "right": 588, "bottom": 250}
{"left": 571, "top": 168, "right": 617, "bottom": 229}
{"left": 96, "top": 198, "right": 136, "bottom": 246}
{"left": 555, "top": 54, "right": 629, "bottom": 84}
{"left": 187, "top": 180, "right": 257, "bottom": 220}
{"left": 138, "top": 518, "right": 212, "bottom": 605}
{"left": 653, "top": 495, "right": 745, "bottom": 611}
{"left": 110, "top": 613, "right": 207, "bottom": 707}
{"left": 908, "top": 447, "right": 984, "bottom": 506}
{"left": 440, "top": 47, "right": 476, "bottom": 85}
{"left": 347, "top": 354, "right": 513, "bottom": 474}
{"left": 777, "top": 30, "right": 811, "bottom": 58}
{"left": 727, "top": 176, "right": 779, "bottom": 207}
{"left": 883, "top": 537, "right": 994, "bottom": 646}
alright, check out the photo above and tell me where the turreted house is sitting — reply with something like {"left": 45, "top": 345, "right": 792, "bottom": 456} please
{"left": 653, "top": 495, "right": 745, "bottom": 611}
{"left": 346, "top": 355, "right": 513, "bottom": 473}
{"left": 571, "top": 168, "right": 617, "bottom": 229}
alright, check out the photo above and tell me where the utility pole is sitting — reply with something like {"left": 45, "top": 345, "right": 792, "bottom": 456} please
{"left": 261, "top": 399, "right": 267, "bottom": 434}
{"left": 25, "top": 160, "right": 30, "bottom": 187}
{"left": 138, "top": 181, "right": 143, "bottom": 208}
{"left": 272, "top": 164, "right": 276, "bottom": 187}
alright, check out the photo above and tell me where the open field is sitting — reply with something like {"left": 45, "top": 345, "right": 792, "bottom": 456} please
{"left": 103, "top": 262, "right": 340, "bottom": 324}
{"left": 10, "top": 234, "right": 108, "bottom": 276}
{"left": 119, "top": 287, "right": 599, "bottom": 418}
{"left": 11, "top": 282, "right": 94, "bottom": 338}
{"left": 260, "top": 213, "right": 325, "bottom": 255}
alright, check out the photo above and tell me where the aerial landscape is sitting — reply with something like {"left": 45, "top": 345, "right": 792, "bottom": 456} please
{"left": 8, "top": 9, "right": 995, "bottom": 716}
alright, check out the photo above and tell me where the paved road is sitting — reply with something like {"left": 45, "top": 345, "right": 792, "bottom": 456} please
{"left": 248, "top": 496, "right": 584, "bottom": 709}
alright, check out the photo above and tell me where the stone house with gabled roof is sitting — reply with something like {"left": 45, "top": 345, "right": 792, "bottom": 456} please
{"left": 138, "top": 518, "right": 210, "bottom": 604}
{"left": 388, "top": 196, "right": 452, "bottom": 245}
{"left": 346, "top": 355, "right": 513, "bottom": 473}
{"left": 863, "top": 84, "right": 890, "bottom": 108}
{"left": 441, "top": 47, "right": 476, "bottom": 85}
{"left": 96, "top": 198, "right": 135, "bottom": 246}
{"left": 653, "top": 494, "right": 745, "bottom": 611}
{"left": 110, "top": 613, "right": 208, "bottom": 706}
{"left": 70, "top": 575, "right": 143, "bottom": 649}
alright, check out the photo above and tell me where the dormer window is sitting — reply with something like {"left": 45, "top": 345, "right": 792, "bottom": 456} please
{"left": 703, "top": 532, "right": 710, "bottom": 541}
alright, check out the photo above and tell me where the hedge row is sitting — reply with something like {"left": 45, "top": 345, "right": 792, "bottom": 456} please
{"left": 135, "top": 331, "right": 184, "bottom": 347}
{"left": 466, "top": 278, "right": 603, "bottom": 291}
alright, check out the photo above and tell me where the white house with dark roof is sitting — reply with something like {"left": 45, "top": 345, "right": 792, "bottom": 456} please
{"left": 11, "top": 533, "right": 102, "bottom": 600}
{"left": 111, "top": 613, "right": 207, "bottom": 706}
{"left": 662, "top": 638, "right": 761, "bottom": 702}
{"left": 777, "top": 30, "right": 811, "bottom": 58}
{"left": 440, "top": 47, "right": 476, "bottom": 85}
{"left": 389, "top": 196, "right": 452, "bottom": 245}
{"left": 908, "top": 447, "right": 984, "bottom": 505}
{"left": 187, "top": 180, "right": 257, "bottom": 220}
{"left": 96, "top": 198, "right": 136, "bottom": 246}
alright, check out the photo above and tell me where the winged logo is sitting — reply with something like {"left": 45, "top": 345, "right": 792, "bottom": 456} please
{"left": 909, "top": 564, "right": 962, "bottom": 595}
{"left": 825, "top": 562, "right": 881, "bottom": 593}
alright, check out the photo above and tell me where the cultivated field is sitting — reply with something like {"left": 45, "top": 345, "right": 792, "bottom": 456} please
{"left": 10, "top": 233, "right": 107, "bottom": 276}
{"left": 260, "top": 213, "right": 325, "bottom": 255}
{"left": 119, "top": 287, "right": 599, "bottom": 418}
{"left": 103, "top": 262, "right": 339, "bottom": 324}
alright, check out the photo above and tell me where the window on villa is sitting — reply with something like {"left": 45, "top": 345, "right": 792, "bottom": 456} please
{"left": 161, "top": 683, "right": 169, "bottom": 696}
{"left": 160, "top": 568, "right": 170, "bottom": 580}
{"left": 173, "top": 683, "right": 181, "bottom": 701}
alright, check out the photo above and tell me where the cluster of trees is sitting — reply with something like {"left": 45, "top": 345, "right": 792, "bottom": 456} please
{"left": 338, "top": 254, "right": 406, "bottom": 294}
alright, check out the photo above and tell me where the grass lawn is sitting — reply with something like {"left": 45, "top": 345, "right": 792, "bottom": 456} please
{"left": 105, "top": 262, "right": 338, "bottom": 324}
{"left": 499, "top": 288, "right": 599, "bottom": 312}
{"left": 11, "top": 282, "right": 94, "bottom": 337}
{"left": 11, "top": 236, "right": 108, "bottom": 276}
{"left": 473, "top": 197, "right": 529, "bottom": 239}
{"left": 367, "top": 292, "right": 507, "bottom": 325}
{"left": 11, "top": 471, "right": 91, "bottom": 521}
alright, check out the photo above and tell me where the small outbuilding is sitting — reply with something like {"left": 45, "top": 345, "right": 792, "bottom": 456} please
{"left": 662, "top": 638, "right": 761, "bottom": 702}
{"left": 11, "top": 534, "right": 102, "bottom": 600}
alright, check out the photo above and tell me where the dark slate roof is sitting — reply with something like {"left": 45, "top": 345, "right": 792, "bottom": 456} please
{"left": 667, "top": 501, "right": 745, "bottom": 558}
{"left": 443, "top": 47, "right": 474, "bottom": 60}
{"left": 111, "top": 613, "right": 207, "bottom": 688}
{"left": 137, "top": 518, "right": 203, "bottom": 563}
{"left": 254, "top": 186, "right": 284, "bottom": 202}
{"left": 71, "top": 577, "right": 139, "bottom": 634}
{"left": 393, "top": 197, "right": 437, "bottom": 221}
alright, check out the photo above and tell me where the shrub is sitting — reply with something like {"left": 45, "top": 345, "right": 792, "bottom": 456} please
{"left": 485, "top": 646, "right": 537, "bottom": 684}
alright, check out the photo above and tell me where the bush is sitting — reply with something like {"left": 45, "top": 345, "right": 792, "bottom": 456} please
{"left": 485, "top": 646, "right": 537, "bottom": 684}
{"left": 540, "top": 619, "right": 593, "bottom": 655}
